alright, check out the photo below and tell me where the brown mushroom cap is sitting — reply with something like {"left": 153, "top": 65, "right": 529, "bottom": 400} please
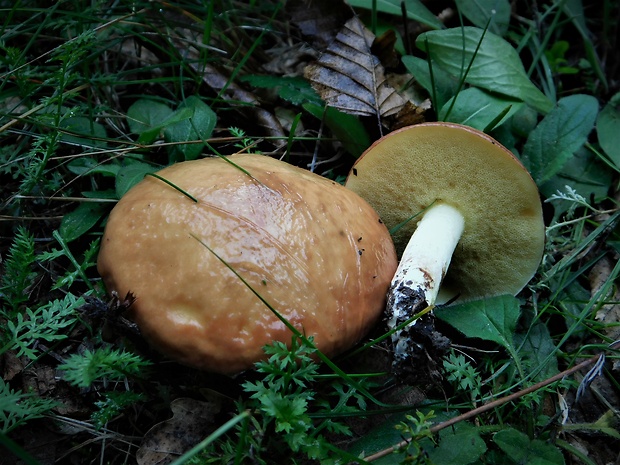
{"left": 345, "top": 122, "right": 545, "bottom": 301}
{"left": 97, "top": 154, "right": 397, "bottom": 373}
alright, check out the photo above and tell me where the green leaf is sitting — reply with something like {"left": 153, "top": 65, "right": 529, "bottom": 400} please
{"left": 59, "top": 346, "right": 151, "bottom": 388}
{"left": 402, "top": 55, "right": 459, "bottom": 110}
{"left": 434, "top": 295, "right": 520, "bottom": 351}
{"left": 127, "top": 99, "right": 174, "bottom": 142}
{"left": 515, "top": 322, "right": 559, "bottom": 382}
{"left": 347, "top": 0, "right": 443, "bottom": 30}
{"left": 59, "top": 201, "right": 107, "bottom": 242}
{"left": 0, "top": 378, "right": 57, "bottom": 433}
{"left": 494, "top": 428, "right": 565, "bottom": 465}
{"left": 66, "top": 157, "right": 119, "bottom": 177}
{"left": 59, "top": 116, "right": 107, "bottom": 148}
{"left": 303, "top": 103, "right": 370, "bottom": 158}
{"left": 540, "top": 146, "right": 612, "bottom": 211}
{"left": 164, "top": 96, "right": 217, "bottom": 162}
{"left": 596, "top": 91, "right": 620, "bottom": 168}
{"left": 416, "top": 27, "right": 553, "bottom": 114}
{"left": 428, "top": 422, "right": 487, "bottom": 465}
{"left": 455, "top": 0, "right": 511, "bottom": 36}
{"left": 521, "top": 94, "right": 599, "bottom": 185}
{"left": 439, "top": 87, "right": 523, "bottom": 130}
{"left": 115, "top": 161, "right": 158, "bottom": 199}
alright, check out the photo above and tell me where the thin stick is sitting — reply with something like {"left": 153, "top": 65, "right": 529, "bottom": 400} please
{"left": 361, "top": 341, "right": 620, "bottom": 462}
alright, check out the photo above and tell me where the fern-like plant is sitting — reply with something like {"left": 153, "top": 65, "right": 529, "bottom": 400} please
{"left": 0, "top": 226, "right": 37, "bottom": 314}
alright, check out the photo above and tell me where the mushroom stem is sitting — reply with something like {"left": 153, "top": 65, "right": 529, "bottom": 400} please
{"left": 387, "top": 203, "right": 464, "bottom": 364}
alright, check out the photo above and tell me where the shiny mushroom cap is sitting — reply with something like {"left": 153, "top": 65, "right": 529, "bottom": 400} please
{"left": 345, "top": 122, "right": 545, "bottom": 302}
{"left": 97, "top": 154, "right": 397, "bottom": 374}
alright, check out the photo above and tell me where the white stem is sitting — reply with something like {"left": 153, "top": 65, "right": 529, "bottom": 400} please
{"left": 393, "top": 203, "right": 465, "bottom": 306}
{"left": 387, "top": 203, "right": 465, "bottom": 364}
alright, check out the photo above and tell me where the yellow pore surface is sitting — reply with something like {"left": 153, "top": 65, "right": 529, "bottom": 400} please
{"left": 345, "top": 123, "right": 545, "bottom": 301}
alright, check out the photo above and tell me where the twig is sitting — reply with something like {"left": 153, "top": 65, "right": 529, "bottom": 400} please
{"left": 360, "top": 341, "right": 620, "bottom": 462}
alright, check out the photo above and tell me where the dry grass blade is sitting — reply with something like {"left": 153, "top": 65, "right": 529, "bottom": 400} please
{"left": 304, "top": 17, "right": 406, "bottom": 120}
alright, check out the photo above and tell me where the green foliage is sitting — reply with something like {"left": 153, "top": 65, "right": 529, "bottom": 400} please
{"left": 522, "top": 94, "right": 599, "bottom": 185}
{"left": 0, "top": 226, "right": 37, "bottom": 313}
{"left": 1, "top": 293, "right": 83, "bottom": 359}
{"left": 241, "top": 75, "right": 322, "bottom": 106}
{"left": 415, "top": 27, "right": 553, "bottom": 114}
{"left": 394, "top": 410, "right": 437, "bottom": 463}
{"left": 229, "top": 127, "right": 260, "bottom": 153}
{"left": 37, "top": 230, "right": 99, "bottom": 290}
{"left": 493, "top": 428, "right": 565, "bottom": 465}
{"left": 201, "top": 337, "right": 368, "bottom": 463}
{"left": 455, "top": 0, "right": 511, "bottom": 36}
{"left": 127, "top": 96, "right": 217, "bottom": 163}
{"left": 443, "top": 352, "right": 482, "bottom": 401}
{"left": 91, "top": 391, "right": 147, "bottom": 430}
{"left": 0, "top": 1, "right": 617, "bottom": 463}
{"left": 58, "top": 346, "right": 152, "bottom": 388}
{"left": 435, "top": 295, "right": 521, "bottom": 353}
{"left": 346, "top": 0, "right": 443, "bottom": 30}
{"left": 0, "top": 378, "right": 57, "bottom": 434}
{"left": 596, "top": 91, "right": 620, "bottom": 168}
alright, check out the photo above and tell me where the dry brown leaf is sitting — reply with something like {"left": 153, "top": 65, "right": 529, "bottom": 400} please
{"left": 136, "top": 397, "right": 222, "bottom": 465}
{"left": 304, "top": 17, "right": 407, "bottom": 120}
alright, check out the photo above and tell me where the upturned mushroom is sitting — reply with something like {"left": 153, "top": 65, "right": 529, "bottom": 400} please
{"left": 97, "top": 154, "right": 397, "bottom": 374}
{"left": 345, "top": 122, "right": 545, "bottom": 370}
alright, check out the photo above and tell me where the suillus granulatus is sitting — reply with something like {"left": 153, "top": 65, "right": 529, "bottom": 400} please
{"left": 345, "top": 122, "right": 545, "bottom": 371}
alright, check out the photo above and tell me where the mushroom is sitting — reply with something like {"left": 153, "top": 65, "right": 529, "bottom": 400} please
{"left": 97, "top": 153, "right": 397, "bottom": 374}
{"left": 344, "top": 122, "right": 545, "bottom": 369}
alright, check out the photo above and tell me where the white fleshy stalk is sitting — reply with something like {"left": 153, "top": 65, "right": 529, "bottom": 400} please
{"left": 386, "top": 203, "right": 465, "bottom": 366}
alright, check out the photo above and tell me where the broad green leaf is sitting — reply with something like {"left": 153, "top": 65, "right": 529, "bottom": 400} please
{"left": 428, "top": 422, "right": 487, "bottom": 465}
{"left": 596, "top": 91, "right": 620, "bottom": 168}
{"left": 67, "top": 157, "right": 119, "bottom": 177}
{"left": 439, "top": 87, "right": 522, "bottom": 130}
{"left": 303, "top": 103, "right": 370, "bottom": 158}
{"left": 434, "top": 295, "right": 520, "bottom": 351}
{"left": 540, "top": 146, "right": 612, "bottom": 209}
{"left": 164, "top": 96, "right": 216, "bottom": 162}
{"left": 347, "top": 0, "right": 443, "bottom": 30}
{"left": 521, "top": 94, "right": 599, "bottom": 185}
{"left": 59, "top": 202, "right": 107, "bottom": 242}
{"left": 515, "top": 321, "right": 559, "bottom": 382}
{"left": 416, "top": 27, "right": 553, "bottom": 114}
{"left": 494, "top": 428, "right": 565, "bottom": 465}
{"left": 455, "top": 0, "right": 511, "bottom": 36}
{"left": 127, "top": 99, "right": 173, "bottom": 139}
{"left": 59, "top": 116, "right": 107, "bottom": 148}
{"left": 402, "top": 55, "right": 459, "bottom": 111}
{"left": 115, "top": 161, "right": 158, "bottom": 199}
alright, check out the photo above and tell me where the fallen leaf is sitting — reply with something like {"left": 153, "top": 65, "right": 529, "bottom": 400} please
{"left": 304, "top": 17, "right": 407, "bottom": 121}
{"left": 590, "top": 256, "right": 620, "bottom": 366}
{"left": 136, "top": 397, "right": 222, "bottom": 465}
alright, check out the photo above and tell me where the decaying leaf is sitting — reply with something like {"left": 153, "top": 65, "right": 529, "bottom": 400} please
{"left": 195, "top": 62, "right": 286, "bottom": 139}
{"left": 136, "top": 397, "right": 222, "bottom": 465}
{"left": 304, "top": 16, "right": 407, "bottom": 121}
{"left": 590, "top": 257, "right": 620, "bottom": 366}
